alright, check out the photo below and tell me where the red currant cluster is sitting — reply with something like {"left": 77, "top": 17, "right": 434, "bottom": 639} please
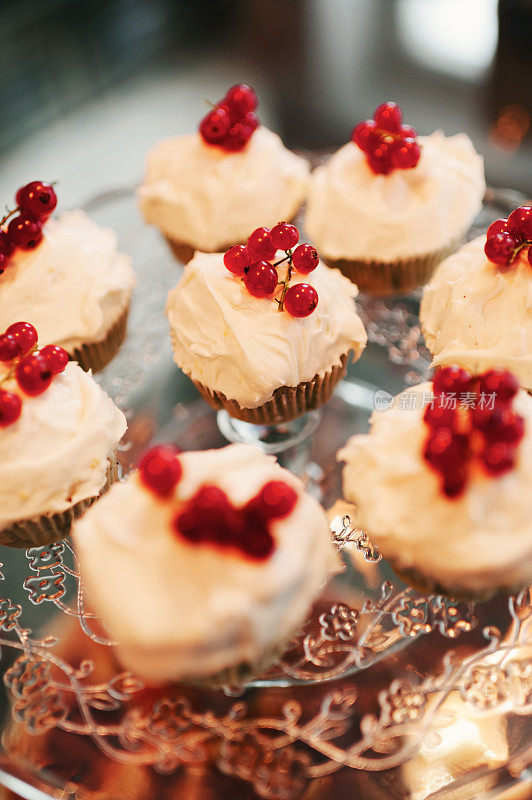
{"left": 423, "top": 366, "right": 524, "bottom": 498}
{"left": 138, "top": 444, "right": 298, "bottom": 561}
{"left": 484, "top": 206, "right": 532, "bottom": 269}
{"left": 351, "top": 102, "right": 421, "bottom": 175}
{"left": 0, "top": 322, "right": 69, "bottom": 427}
{"left": 223, "top": 223, "right": 319, "bottom": 317}
{"left": 0, "top": 182, "right": 57, "bottom": 275}
{"left": 199, "top": 84, "right": 259, "bottom": 153}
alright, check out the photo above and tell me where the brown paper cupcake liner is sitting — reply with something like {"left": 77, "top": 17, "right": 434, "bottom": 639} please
{"left": 390, "top": 559, "right": 522, "bottom": 603}
{"left": 190, "top": 353, "right": 350, "bottom": 425}
{"left": 0, "top": 457, "right": 119, "bottom": 549}
{"left": 164, "top": 213, "right": 301, "bottom": 265}
{"left": 70, "top": 305, "right": 129, "bottom": 373}
{"left": 324, "top": 240, "right": 460, "bottom": 296}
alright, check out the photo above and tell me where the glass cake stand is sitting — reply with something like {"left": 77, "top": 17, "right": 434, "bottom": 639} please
{"left": 0, "top": 186, "right": 530, "bottom": 800}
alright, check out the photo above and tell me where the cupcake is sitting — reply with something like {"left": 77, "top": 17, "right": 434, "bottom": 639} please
{"left": 0, "top": 321, "right": 126, "bottom": 547}
{"left": 138, "top": 84, "right": 310, "bottom": 262}
{"left": 166, "top": 222, "right": 367, "bottom": 424}
{"left": 305, "top": 101, "right": 485, "bottom": 295}
{"left": 73, "top": 442, "right": 335, "bottom": 686}
{"left": 0, "top": 180, "right": 136, "bottom": 372}
{"left": 338, "top": 366, "right": 532, "bottom": 598}
{"left": 421, "top": 206, "right": 532, "bottom": 390}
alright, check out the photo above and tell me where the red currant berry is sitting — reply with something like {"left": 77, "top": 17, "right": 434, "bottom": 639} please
{"left": 243, "top": 111, "right": 259, "bottom": 131}
{"left": 16, "top": 353, "right": 53, "bottom": 396}
{"left": 507, "top": 206, "right": 532, "bottom": 241}
{"left": 192, "top": 485, "right": 231, "bottom": 521}
{"left": 399, "top": 124, "right": 417, "bottom": 139}
{"left": 423, "top": 400, "right": 458, "bottom": 429}
{"left": 481, "top": 441, "right": 515, "bottom": 476}
{"left": 0, "top": 389, "right": 22, "bottom": 427}
{"left": 424, "top": 428, "right": 470, "bottom": 471}
{"left": 223, "top": 84, "right": 258, "bottom": 118}
{"left": 15, "top": 181, "right": 57, "bottom": 221}
{"left": 242, "top": 526, "right": 275, "bottom": 560}
{"left": 484, "top": 232, "right": 520, "bottom": 267}
{"left": 7, "top": 214, "right": 43, "bottom": 250}
{"left": 39, "top": 344, "right": 69, "bottom": 375}
{"left": 5, "top": 321, "right": 38, "bottom": 356}
{"left": 173, "top": 508, "right": 206, "bottom": 544}
{"left": 478, "top": 369, "right": 519, "bottom": 404}
{"left": 284, "top": 283, "right": 319, "bottom": 317}
{"left": 0, "top": 334, "right": 19, "bottom": 361}
{"left": 247, "top": 227, "right": 276, "bottom": 261}
{"left": 374, "top": 101, "right": 402, "bottom": 132}
{"left": 488, "top": 408, "right": 525, "bottom": 444}
{"left": 352, "top": 120, "right": 378, "bottom": 152}
{"left": 223, "top": 121, "right": 253, "bottom": 152}
{"left": 0, "top": 230, "right": 13, "bottom": 258}
{"left": 486, "top": 219, "right": 509, "bottom": 238}
{"left": 367, "top": 137, "right": 394, "bottom": 175}
{"left": 251, "top": 480, "right": 298, "bottom": 520}
{"left": 432, "top": 366, "right": 472, "bottom": 397}
{"left": 392, "top": 138, "right": 421, "bottom": 169}
{"left": 442, "top": 464, "right": 468, "bottom": 498}
{"left": 138, "top": 444, "right": 182, "bottom": 498}
{"left": 270, "top": 222, "right": 299, "bottom": 251}
{"left": 243, "top": 261, "right": 278, "bottom": 297}
{"left": 199, "top": 106, "right": 231, "bottom": 145}
{"left": 292, "top": 244, "right": 319, "bottom": 274}
{"left": 0, "top": 253, "right": 7, "bottom": 275}
{"left": 224, "top": 244, "right": 251, "bottom": 276}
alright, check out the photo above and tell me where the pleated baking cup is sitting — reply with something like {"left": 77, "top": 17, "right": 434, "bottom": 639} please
{"left": 70, "top": 305, "right": 129, "bottom": 373}
{"left": 0, "top": 457, "right": 119, "bottom": 549}
{"left": 324, "top": 241, "right": 460, "bottom": 296}
{"left": 389, "top": 559, "right": 521, "bottom": 603}
{"left": 190, "top": 353, "right": 350, "bottom": 425}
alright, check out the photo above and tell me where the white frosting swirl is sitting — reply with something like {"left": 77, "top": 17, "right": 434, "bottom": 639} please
{"left": 338, "top": 383, "right": 532, "bottom": 593}
{"left": 0, "top": 210, "right": 136, "bottom": 352}
{"left": 305, "top": 132, "right": 485, "bottom": 261}
{"left": 0, "top": 362, "right": 126, "bottom": 528}
{"left": 421, "top": 236, "right": 532, "bottom": 389}
{"left": 166, "top": 251, "right": 367, "bottom": 408}
{"left": 73, "top": 443, "right": 335, "bottom": 684}
{"left": 137, "top": 127, "right": 310, "bottom": 251}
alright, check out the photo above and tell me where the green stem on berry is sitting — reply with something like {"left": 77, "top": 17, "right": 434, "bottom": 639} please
{"left": 273, "top": 254, "right": 291, "bottom": 268}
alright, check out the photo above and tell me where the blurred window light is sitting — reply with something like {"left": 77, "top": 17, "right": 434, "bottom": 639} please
{"left": 397, "top": 0, "right": 499, "bottom": 80}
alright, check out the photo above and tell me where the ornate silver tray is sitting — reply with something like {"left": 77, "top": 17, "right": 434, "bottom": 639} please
{"left": 0, "top": 187, "right": 530, "bottom": 800}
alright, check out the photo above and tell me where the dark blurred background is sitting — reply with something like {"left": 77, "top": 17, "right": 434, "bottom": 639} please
{"left": 0, "top": 0, "right": 530, "bottom": 207}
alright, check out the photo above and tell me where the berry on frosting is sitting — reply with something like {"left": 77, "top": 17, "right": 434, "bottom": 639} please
{"left": 0, "top": 389, "right": 22, "bottom": 427}
{"left": 223, "top": 223, "right": 320, "bottom": 317}
{"left": 0, "top": 180, "right": 57, "bottom": 277}
{"left": 351, "top": 101, "right": 421, "bottom": 175}
{"left": 423, "top": 366, "right": 525, "bottom": 498}
{"left": 199, "top": 83, "right": 259, "bottom": 153}
{"left": 484, "top": 206, "right": 532, "bottom": 269}
{"left": 138, "top": 444, "right": 182, "bottom": 498}
{"left": 172, "top": 477, "right": 297, "bottom": 561}
{"left": 139, "top": 444, "right": 297, "bottom": 561}
{"left": 0, "top": 322, "right": 68, "bottom": 422}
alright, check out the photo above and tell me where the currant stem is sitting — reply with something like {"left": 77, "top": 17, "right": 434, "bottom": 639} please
{"left": 277, "top": 250, "right": 294, "bottom": 312}
{"left": 0, "top": 206, "right": 19, "bottom": 227}
{"left": 273, "top": 254, "right": 291, "bottom": 268}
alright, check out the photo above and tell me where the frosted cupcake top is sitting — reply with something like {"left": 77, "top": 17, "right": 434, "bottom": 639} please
{"left": 305, "top": 131, "right": 485, "bottom": 262}
{"left": 166, "top": 244, "right": 367, "bottom": 409}
{"left": 0, "top": 360, "right": 126, "bottom": 527}
{"left": 73, "top": 443, "right": 335, "bottom": 684}
{"left": 138, "top": 126, "right": 310, "bottom": 251}
{"left": 421, "top": 228, "right": 532, "bottom": 390}
{"left": 0, "top": 210, "right": 136, "bottom": 352}
{"left": 338, "top": 376, "right": 532, "bottom": 594}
